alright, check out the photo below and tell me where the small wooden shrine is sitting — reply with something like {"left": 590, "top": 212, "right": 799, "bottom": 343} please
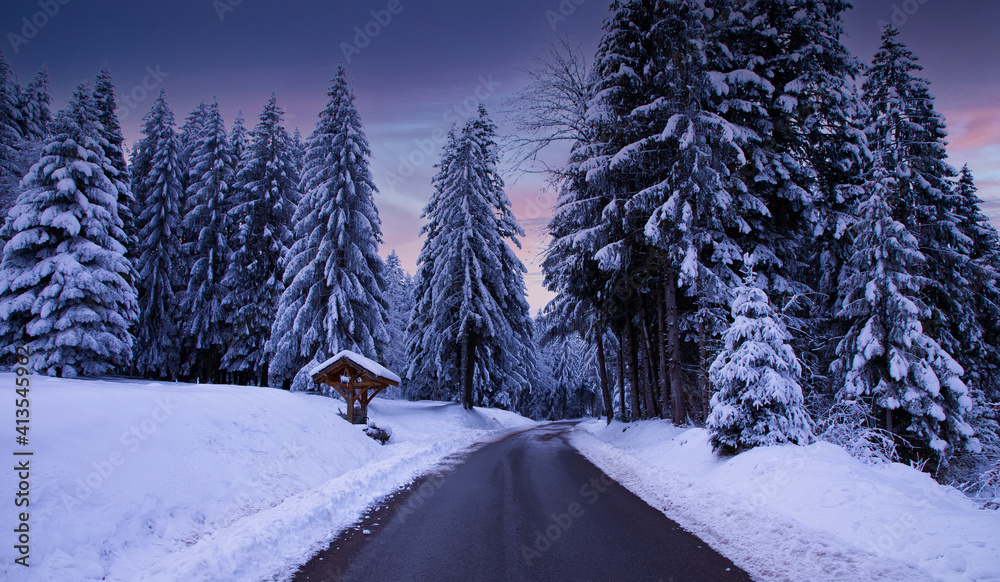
{"left": 311, "top": 351, "right": 400, "bottom": 425}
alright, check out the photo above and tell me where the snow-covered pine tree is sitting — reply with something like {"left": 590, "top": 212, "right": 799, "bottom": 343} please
{"left": 707, "top": 263, "right": 812, "bottom": 454}
{"left": 223, "top": 95, "right": 298, "bottom": 386}
{"left": 92, "top": 70, "right": 139, "bottom": 354}
{"left": 719, "top": 0, "right": 869, "bottom": 399}
{"left": 383, "top": 250, "right": 414, "bottom": 377}
{"left": 268, "top": 69, "right": 388, "bottom": 392}
{"left": 835, "top": 162, "right": 978, "bottom": 467}
{"left": 93, "top": 67, "right": 137, "bottom": 261}
{"left": 176, "top": 101, "right": 209, "bottom": 280}
{"left": 0, "top": 48, "right": 24, "bottom": 220}
{"left": 520, "top": 315, "right": 557, "bottom": 420}
{"left": 180, "top": 100, "right": 234, "bottom": 382}
{"left": 948, "top": 166, "right": 1000, "bottom": 471}
{"left": 406, "top": 107, "right": 533, "bottom": 410}
{"left": 132, "top": 90, "right": 184, "bottom": 379}
{"left": 0, "top": 84, "right": 137, "bottom": 376}
{"left": 549, "top": 329, "right": 594, "bottom": 419}
{"left": 230, "top": 110, "right": 248, "bottom": 165}
{"left": 17, "top": 67, "right": 51, "bottom": 143}
{"left": 291, "top": 127, "right": 305, "bottom": 178}
{"left": 863, "top": 26, "right": 976, "bottom": 391}
{"left": 4, "top": 66, "right": 54, "bottom": 250}
{"left": 954, "top": 166, "right": 1000, "bottom": 406}
{"left": 226, "top": 110, "right": 249, "bottom": 250}
{"left": 583, "top": 0, "right": 676, "bottom": 422}
{"left": 595, "top": 0, "right": 756, "bottom": 420}
{"left": 179, "top": 101, "right": 209, "bottom": 172}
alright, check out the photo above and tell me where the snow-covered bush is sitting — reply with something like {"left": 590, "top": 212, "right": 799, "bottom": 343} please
{"left": 817, "top": 399, "right": 899, "bottom": 465}
{"left": 707, "top": 268, "right": 813, "bottom": 454}
{"left": 364, "top": 424, "right": 392, "bottom": 445}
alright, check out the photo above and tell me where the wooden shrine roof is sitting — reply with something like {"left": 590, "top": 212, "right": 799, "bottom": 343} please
{"left": 311, "top": 351, "right": 400, "bottom": 388}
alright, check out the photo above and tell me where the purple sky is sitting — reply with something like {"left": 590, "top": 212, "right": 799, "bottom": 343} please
{"left": 3, "top": 0, "right": 998, "bottom": 312}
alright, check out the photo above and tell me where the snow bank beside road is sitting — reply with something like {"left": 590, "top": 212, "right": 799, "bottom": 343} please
{"left": 0, "top": 375, "right": 532, "bottom": 582}
{"left": 570, "top": 420, "right": 1000, "bottom": 582}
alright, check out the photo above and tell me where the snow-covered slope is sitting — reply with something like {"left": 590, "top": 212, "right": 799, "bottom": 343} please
{"left": 571, "top": 420, "right": 1000, "bottom": 582}
{"left": 0, "top": 374, "right": 533, "bottom": 582}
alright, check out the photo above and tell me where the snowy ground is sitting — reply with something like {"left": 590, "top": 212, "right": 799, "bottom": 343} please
{"left": 0, "top": 374, "right": 533, "bottom": 582}
{"left": 570, "top": 420, "right": 1000, "bottom": 582}
{"left": 6, "top": 374, "right": 998, "bottom": 582}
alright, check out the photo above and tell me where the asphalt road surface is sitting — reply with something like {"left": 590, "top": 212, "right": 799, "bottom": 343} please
{"left": 292, "top": 422, "right": 753, "bottom": 582}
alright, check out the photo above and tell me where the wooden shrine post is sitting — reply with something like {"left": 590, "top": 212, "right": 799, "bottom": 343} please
{"left": 311, "top": 353, "right": 400, "bottom": 425}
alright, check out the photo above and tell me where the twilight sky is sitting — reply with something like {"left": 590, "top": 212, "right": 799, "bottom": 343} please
{"left": 2, "top": 0, "right": 998, "bottom": 312}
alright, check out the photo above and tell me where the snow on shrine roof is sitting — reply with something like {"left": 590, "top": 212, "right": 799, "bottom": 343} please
{"left": 310, "top": 350, "right": 401, "bottom": 384}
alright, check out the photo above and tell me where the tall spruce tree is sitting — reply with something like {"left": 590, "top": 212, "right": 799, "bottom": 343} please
{"left": 407, "top": 107, "right": 533, "bottom": 410}
{"left": 180, "top": 100, "right": 234, "bottom": 382}
{"left": 93, "top": 67, "right": 137, "bottom": 260}
{"left": 532, "top": 320, "right": 595, "bottom": 421}
{"left": 222, "top": 95, "right": 298, "bottom": 386}
{"left": 954, "top": 166, "right": 1000, "bottom": 405}
{"left": 0, "top": 48, "right": 24, "bottom": 221}
{"left": 132, "top": 91, "right": 184, "bottom": 379}
{"left": 268, "top": 69, "right": 388, "bottom": 392}
{"left": 835, "top": 162, "right": 977, "bottom": 467}
{"left": 92, "top": 69, "right": 139, "bottom": 354}
{"left": 0, "top": 85, "right": 137, "bottom": 376}
{"left": 5, "top": 67, "right": 54, "bottom": 249}
{"left": 179, "top": 102, "right": 209, "bottom": 172}
{"left": 591, "top": 0, "right": 758, "bottom": 420}
{"left": 291, "top": 127, "right": 305, "bottom": 177}
{"left": 382, "top": 250, "right": 414, "bottom": 376}
{"left": 177, "top": 101, "right": 210, "bottom": 281}
{"left": 721, "top": 0, "right": 868, "bottom": 400}
{"left": 17, "top": 67, "right": 52, "bottom": 143}
{"left": 862, "top": 26, "right": 975, "bottom": 389}
{"left": 230, "top": 110, "right": 248, "bottom": 165}
{"left": 949, "top": 166, "right": 1000, "bottom": 469}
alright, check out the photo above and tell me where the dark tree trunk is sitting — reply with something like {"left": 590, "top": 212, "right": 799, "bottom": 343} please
{"left": 664, "top": 264, "right": 685, "bottom": 424}
{"left": 640, "top": 315, "right": 658, "bottom": 419}
{"left": 617, "top": 331, "right": 626, "bottom": 421}
{"left": 595, "top": 329, "right": 614, "bottom": 425}
{"left": 461, "top": 333, "right": 474, "bottom": 410}
{"left": 698, "top": 312, "right": 709, "bottom": 422}
{"left": 657, "top": 278, "right": 669, "bottom": 420}
{"left": 696, "top": 271, "right": 710, "bottom": 423}
{"left": 625, "top": 318, "right": 641, "bottom": 422}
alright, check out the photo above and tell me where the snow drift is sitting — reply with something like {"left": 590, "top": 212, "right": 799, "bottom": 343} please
{"left": 0, "top": 374, "right": 532, "bottom": 582}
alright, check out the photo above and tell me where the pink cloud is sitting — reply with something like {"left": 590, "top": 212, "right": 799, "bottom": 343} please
{"left": 948, "top": 107, "right": 1000, "bottom": 152}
